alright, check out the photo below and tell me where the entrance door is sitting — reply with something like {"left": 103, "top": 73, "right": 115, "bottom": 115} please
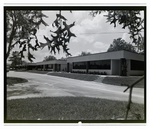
{"left": 67, "top": 63, "right": 69, "bottom": 72}
{"left": 54, "top": 64, "right": 57, "bottom": 71}
{"left": 86, "top": 61, "right": 89, "bottom": 74}
{"left": 59, "top": 64, "right": 61, "bottom": 71}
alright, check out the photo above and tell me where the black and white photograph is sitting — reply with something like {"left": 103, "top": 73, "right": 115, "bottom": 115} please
{"left": 4, "top": 5, "right": 146, "bottom": 124}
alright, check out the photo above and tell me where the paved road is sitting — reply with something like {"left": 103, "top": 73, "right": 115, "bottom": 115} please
{"left": 7, "top": 71, "right": 144, "bottom": 104}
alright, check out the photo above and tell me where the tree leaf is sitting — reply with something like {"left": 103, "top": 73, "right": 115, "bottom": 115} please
{"left": 56, "top": 14, "right": 67, "bottom": 21}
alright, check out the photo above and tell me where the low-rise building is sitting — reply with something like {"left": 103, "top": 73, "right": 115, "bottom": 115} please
{"left": 67, "top": 50, "right": 144, "bottom": 76}
{"left": 19, "top": 50, "right": 144, "bottom": 76}
{"left": 21, "top": 60, "right": 67, "bottom": 71}
{"left": 35, "top": 60, "right": 67, "bottom": 71}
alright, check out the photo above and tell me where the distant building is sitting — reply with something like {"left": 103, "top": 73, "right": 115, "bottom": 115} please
{"left": 21, "top": 60, "right": 67, "bottom": 72}
{"left": 19, "top": 50, "right": 144, "bottom": 76}
{"left": 35, "top": 60, "right": 67, "bottom": 71}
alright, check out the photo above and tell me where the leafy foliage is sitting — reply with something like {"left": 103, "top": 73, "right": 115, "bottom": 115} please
{"left": 40, "top": 11, "right": 76, "bottom": 56}
{"left": 107, "top": 38, "right": 137, "bottom": 53}
{"left": 7, "top": 77, "right": 28, "bottom": 85}
{"left": 60, "top": 57, "right": 67, "bottom": 60}
{"left": 90, "top": 10, "right": 144, "bottom": 52}
{"left": 43, "top": 55, "right": 56, "bottom": 62}
{"left": 6, "top": 10, "right": 48, "bottom": 62}
{"left": 91, "top": 10, "right": 145, "bottom": 120}
{"left": 9, "top": 51, "right": 22, "bottom": 68}
{"left": 78, "top": 51, "right": 91, "bottom": 56}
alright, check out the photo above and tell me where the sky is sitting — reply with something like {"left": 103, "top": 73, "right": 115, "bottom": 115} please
{"left": 13, "top": 10, "right": 143, "bottom": 63}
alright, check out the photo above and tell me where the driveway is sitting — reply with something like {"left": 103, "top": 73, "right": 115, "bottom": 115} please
{"left": 6, "top": 71, "right": 144, "bottom": 104}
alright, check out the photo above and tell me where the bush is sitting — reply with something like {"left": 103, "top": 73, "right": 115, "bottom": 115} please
{"left": 7, "top": 77, "right": 28, "bottom": 85}
{"left": 100, "top": 72, "right": 107, "bottom": 75}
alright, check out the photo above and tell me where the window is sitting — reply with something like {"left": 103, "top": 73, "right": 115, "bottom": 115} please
{"left": 72, "top": 60, "right": 111, "bottom": 70}
{"left": 131, "top": 60, "right": 144, "bottom": 70}
{"left": 89, "top": 60, "right": 111, "bottom": 69}
{"left": 73, "top": 62, "right": 86, "bottom": 69}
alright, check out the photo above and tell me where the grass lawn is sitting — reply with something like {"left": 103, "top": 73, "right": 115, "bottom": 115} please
{"left": 47, "top": 72, "right": 98, "bottom": 81}
{"left": 102, "top": 76, "right": 144, "bottom": 88}
{"left": 15, "top": 70, "right": 144, "bottom": 88}
{"left": 23, "top": 70, "right": 144, "bottom": 88}
{"left": 7, "top": 77, "right": 28, "bottom": 85}
{"left": 6, "top": 97, "right": 144, "bottom": 121}
{"left": 16, "top": 70, "right": 49, "bottom": 74}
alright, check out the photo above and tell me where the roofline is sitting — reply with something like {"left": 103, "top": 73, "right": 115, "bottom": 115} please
{"left": 35, "top": 59, "right": 66, "bottom": 64}
{"left": 68, "top": 50, "right": 140, "bottom": 59}
{"left": 19, "top": 50, "right": 144, "bottom": 66}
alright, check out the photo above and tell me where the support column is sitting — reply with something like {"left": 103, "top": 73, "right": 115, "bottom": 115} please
{"left": 86, "top": 61, "right": 89, "bottom": 74}
{"left": 67, "top": 63, "right": 69, "bottom": 72}
{"left": 59, "top": 64, "right": 61, "bottom": 71}
{"left": 70, "top": 63, "right": 73, "bottom": 72}
{"left": 120, "top": 58, "right": 127, "bottom": 76}
{"left": 53, "top": 64, "right": 56, "bottom": 71}
{"left": 111, "top": 59, "right": 113, "bottom": 75}
{"left": 127, "top": 59, "right": 130, "bottom": 76}
{"left": 43, "top": 65, "right": 45, "bottom": 71}
{"left": 55, "top": 64, "right": 57, "bottom": 71}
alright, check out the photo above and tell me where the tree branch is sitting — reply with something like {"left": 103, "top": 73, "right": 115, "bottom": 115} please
{"left": 124, "top": 75, "right": 144, "bottom": 120}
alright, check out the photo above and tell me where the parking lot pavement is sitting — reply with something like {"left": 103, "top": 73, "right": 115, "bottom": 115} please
{"left": 6, "top": 71, "right": 144, "bottom": 104}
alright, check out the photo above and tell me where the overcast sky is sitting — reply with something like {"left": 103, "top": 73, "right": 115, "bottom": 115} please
{"left": 13, "top": 10, "right": 143, "bottom": 63}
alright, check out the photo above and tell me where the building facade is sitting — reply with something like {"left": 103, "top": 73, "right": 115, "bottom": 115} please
{"left": 67, "top": 50, "right": 144, "bottom": 76}
{"left": 35, "top": 60, "right": 67, "bottom": 71}
{"left": 19, "top": 60, "right": 67, "bottom": 72}
{"left": 19, "top": 50, "right": 144, "bottom": 76}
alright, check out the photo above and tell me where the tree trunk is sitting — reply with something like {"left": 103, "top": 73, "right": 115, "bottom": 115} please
{"left": 6, "top": 22, "right": 16, "bottom": 60}
{"left": 124, "top": 75, "right": 144, "bottom": 120}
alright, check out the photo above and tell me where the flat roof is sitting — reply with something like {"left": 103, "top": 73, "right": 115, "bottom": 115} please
{"left": 23, "top": 50, "right": 144, "bottom": 66}
{"left": 67, "top": 50, "right": 144, "bottom": 63}
{"left": 36, "top": 59, "right": 67, "bottom": 65}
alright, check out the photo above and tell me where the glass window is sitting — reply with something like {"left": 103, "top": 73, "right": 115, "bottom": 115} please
{"left": 131, "top": 60, "right": 144, "bottom": 70}
{"left": 72, "top": 60, "right": 111, "bottom": 70}
{"left": 89, "top": 60, "right": 111, "bottom": 69}
{"left": 73, "top": 62, "right": 86, "bottom": 69}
